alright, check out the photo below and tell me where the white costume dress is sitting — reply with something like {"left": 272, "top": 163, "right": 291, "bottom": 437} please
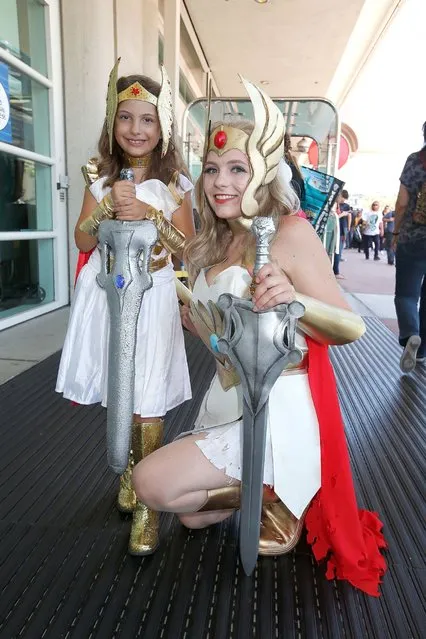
{"left": 189, "top": 266, "right": 321, "bottom": 519}
{"left": 56, "top": 175, "right": 193, "bottom": 417}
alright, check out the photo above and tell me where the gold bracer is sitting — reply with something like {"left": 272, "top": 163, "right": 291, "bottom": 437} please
{"left": 295, "top": 293, "right": 366, "bottom": 345}
{"left": 81, "top": 157, "right": 100, "bottom": 187}
{"left": 145, "top": 205, "right": 185, "bottom": 255}
{"left": 79, "top": 193, "right": 115, "bottom": 236}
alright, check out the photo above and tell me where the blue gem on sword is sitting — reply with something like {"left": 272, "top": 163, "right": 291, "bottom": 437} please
{"left": 115, "top": 274, "right": 125, "bottom": 289}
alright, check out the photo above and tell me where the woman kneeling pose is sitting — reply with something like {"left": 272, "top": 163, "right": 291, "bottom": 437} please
{"left": 132, "top": 78, "right": 387, "bottom": 596}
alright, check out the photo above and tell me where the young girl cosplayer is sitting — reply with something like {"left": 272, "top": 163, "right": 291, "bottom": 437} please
{"left": 131, "top": 78, "right": 387, "bottom": 596}
{"left": 56, "top": 60, "right": 195, "bottom": 554}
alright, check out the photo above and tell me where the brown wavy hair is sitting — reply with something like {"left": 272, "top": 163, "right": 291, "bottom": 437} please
{"left": 184, "top": 120, "right": 298, "bottom": 285}
{"left": 97, "top": 74, "right": 188, "bottom": 187}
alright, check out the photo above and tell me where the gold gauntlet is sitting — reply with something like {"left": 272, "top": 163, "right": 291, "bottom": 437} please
{"left": 295, "top": 293, "right": 366, "bottom": 345}
{"left": 145, "top": 206, "right": 185, "bottom": 255}
{"left": 79, "top": 193, "right": 115, "bottom": 236}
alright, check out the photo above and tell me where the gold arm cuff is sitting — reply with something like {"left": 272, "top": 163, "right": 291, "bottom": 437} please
{"left": 81, "top": 157, "right": 99, "bottom": 187}
{"left": 295, "top": 293, "right": 366, "bottom": 345}
{"left": 167, "top": 170, "right": 184, "bottom": 206}
{"left": 145, "top": 206, "right": 185, "bottom": 255}
{"left": 149, "top": 254, "right": 171, "bottom": 272}
{"left": 79, "top": 194, "right": 115, "bottom": 236}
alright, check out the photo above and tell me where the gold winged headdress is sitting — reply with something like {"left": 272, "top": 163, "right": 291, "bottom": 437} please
{"left": 106, "top": 59, "right": 173, "bottom": 157}
{"left": 202, "top": 76, "right": 285, "bottom": 218}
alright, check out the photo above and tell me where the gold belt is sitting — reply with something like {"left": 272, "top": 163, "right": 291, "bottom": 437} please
{"left": 149, "top": 254, "right": 171, "bottom": 272}
{"left": 106, "top": 252, "right": 170, "bottom": 273}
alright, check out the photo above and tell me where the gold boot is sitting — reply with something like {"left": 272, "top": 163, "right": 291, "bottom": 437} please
{"left": 128, "top": 419, "right": 163, "bottom": 556}
{"left": 258, "top": 501, "right": 306, "bottom": 556}
{"left": 198, "top": 486, "right": 241, "bottom": 511}
{"left": 117, "top": 449, "right": 137, "bottom": 513}
{"left": 198, "top": 485, "right": 279, "bottom": 512}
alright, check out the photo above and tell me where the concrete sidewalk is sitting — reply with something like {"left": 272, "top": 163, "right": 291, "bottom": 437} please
{"left": 0, "top": 308, "right": 69, "bottom": 385}
{"left": 336, "top": 246, "right": 398, "bottom": 336}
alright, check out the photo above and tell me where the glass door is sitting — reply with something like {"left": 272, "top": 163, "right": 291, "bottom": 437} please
{"left": 0, "top": 0, "right": 68, "bottom": 330}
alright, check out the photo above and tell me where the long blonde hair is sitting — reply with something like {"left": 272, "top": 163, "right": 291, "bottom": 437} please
{"left": 184, "top": 120, "right": 299, "bottom": 284}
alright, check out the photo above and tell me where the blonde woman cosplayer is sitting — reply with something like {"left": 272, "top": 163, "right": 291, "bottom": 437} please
{"left": 132, "top": 79, "right": 387, "bottom": 596}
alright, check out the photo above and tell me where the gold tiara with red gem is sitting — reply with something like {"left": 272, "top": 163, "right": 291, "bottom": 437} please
{"left": 207, "top": 125, "right": 249, "bottom": 156}
{"left": 202, "top": 77, "right": 285, "bottom": 218}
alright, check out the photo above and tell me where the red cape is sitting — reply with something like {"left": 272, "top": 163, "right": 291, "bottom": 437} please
{"left": 75, "top": 249, "right": 94, "bottom": 285}
{"left": 305, "top": 336, "right": 387, "bottom": 596}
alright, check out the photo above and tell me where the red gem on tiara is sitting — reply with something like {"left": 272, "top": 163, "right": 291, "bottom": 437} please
{"left": 131, "top": 87, "right": 140, "bottom": 96}
{"left": 214, "top": 130, "right": 227, "bottom": 149}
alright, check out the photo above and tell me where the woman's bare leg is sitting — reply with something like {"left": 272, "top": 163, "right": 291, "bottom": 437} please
{"left": 132, "top": 434, "right": 239, "bottom": 528}
{"left": 178, "top": 510, "right": 234, "bottom": 529}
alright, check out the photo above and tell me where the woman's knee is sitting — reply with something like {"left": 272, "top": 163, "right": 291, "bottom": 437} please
{"left": 132, "top": 457, "right": 170, "bottom": 511}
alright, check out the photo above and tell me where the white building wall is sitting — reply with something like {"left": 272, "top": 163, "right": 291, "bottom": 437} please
{"left": 338, "top": 0, "right": 426, "bottom": 207}
{"left": 61, "top": 0, "right": 163, "bottom": 288}
{"left": 60, "top": 0, "right": 206, "bottom": 288}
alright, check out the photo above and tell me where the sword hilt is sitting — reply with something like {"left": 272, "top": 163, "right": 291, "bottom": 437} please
{"left": 250, "top": 216, "right": 276, "bottom": 296}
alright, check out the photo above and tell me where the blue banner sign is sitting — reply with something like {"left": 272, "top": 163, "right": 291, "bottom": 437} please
{"left": 0, "top": 62, "right": 12, "bottom": 143}
{"left": 301, "top": 166, "right": 344, "bottom": 240}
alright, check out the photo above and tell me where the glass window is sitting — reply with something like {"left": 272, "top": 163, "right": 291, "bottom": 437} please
{"left": 179, "top": 70, "right": 195, "bottom": 105}
{"left": 0, "top": 238, "right": 54, "bottom": 319}
{"left": 0, "top": 151, "right": 52, "bottom": 231}
{"left": 1, "top": 0, "right": 48, "bottom": 76}
{"left": 2, "top": 64, "right": 51, "bottom": 155}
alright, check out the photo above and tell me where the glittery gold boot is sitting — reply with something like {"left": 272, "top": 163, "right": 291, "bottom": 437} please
{"left": 128, "top": 419, "right": 163, "bottom": 556}
{"left": 117, "top": 449, "right": 137, "bottom": 513}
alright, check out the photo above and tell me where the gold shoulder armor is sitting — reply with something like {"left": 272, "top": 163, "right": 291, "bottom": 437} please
{"left": 81, "top": 157, "right": 100, "bottom": 187}
{"left": 167, "top": 170, "right": 183, "bottom": 206}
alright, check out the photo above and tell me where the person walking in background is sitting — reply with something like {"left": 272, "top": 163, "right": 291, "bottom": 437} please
{"left": 337, "top": 189, "right": 351, "bottom": 259}
{"left": 393, "top": 121, "right": 426, "bottom": 373}
{"left": 352, "top": 209, "right": 363, "bottom": 252}
{"left": 332, "top": 189, "right": 350, "bottom": 279}
{"left": 380, "top": 205, "right": 390, "bottom": 250}
{"left": 383, "top": 207, "right": 395, "bottom": 265}
{"left": 361, "top": 201, "right": 383, "bottom": 260}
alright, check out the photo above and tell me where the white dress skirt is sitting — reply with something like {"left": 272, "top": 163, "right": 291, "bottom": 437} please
{"left": 186, "top": 266, "right": 321, "bottom": 519}
{"left": 56, "top": 175, "right": 193, "bottom": 417}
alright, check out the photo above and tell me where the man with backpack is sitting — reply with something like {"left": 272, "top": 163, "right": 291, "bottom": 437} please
{"left": 393, "top": 121, "right": 426, "bottom": 373}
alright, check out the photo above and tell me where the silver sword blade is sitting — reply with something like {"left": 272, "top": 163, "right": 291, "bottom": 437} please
{"left": 239, "top": 399, "right": 268, "bottom": 576}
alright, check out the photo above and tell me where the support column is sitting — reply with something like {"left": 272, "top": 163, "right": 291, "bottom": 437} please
{"left": 115, "top": 0, "right": 144, "bottom": 75}
{"left": 61, "top": 0, "right": 115, "bottom": 286}
{"left": 163, "top": 0, "right": 180, "bottom": 112}
{"left": 142, "top": 0, "right": 160, "bottom": 81}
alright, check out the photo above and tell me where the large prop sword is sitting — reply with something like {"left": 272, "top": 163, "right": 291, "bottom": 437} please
{"left": 97, "top": 169, "right": 158, "bottom": 474}
{"left": 216, "top": 217, "right": 305, "bottom": 575}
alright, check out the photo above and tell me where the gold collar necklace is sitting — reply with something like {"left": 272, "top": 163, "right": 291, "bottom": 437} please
{"left": 124, "top": 153, "right": 152, "bottom": 168}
